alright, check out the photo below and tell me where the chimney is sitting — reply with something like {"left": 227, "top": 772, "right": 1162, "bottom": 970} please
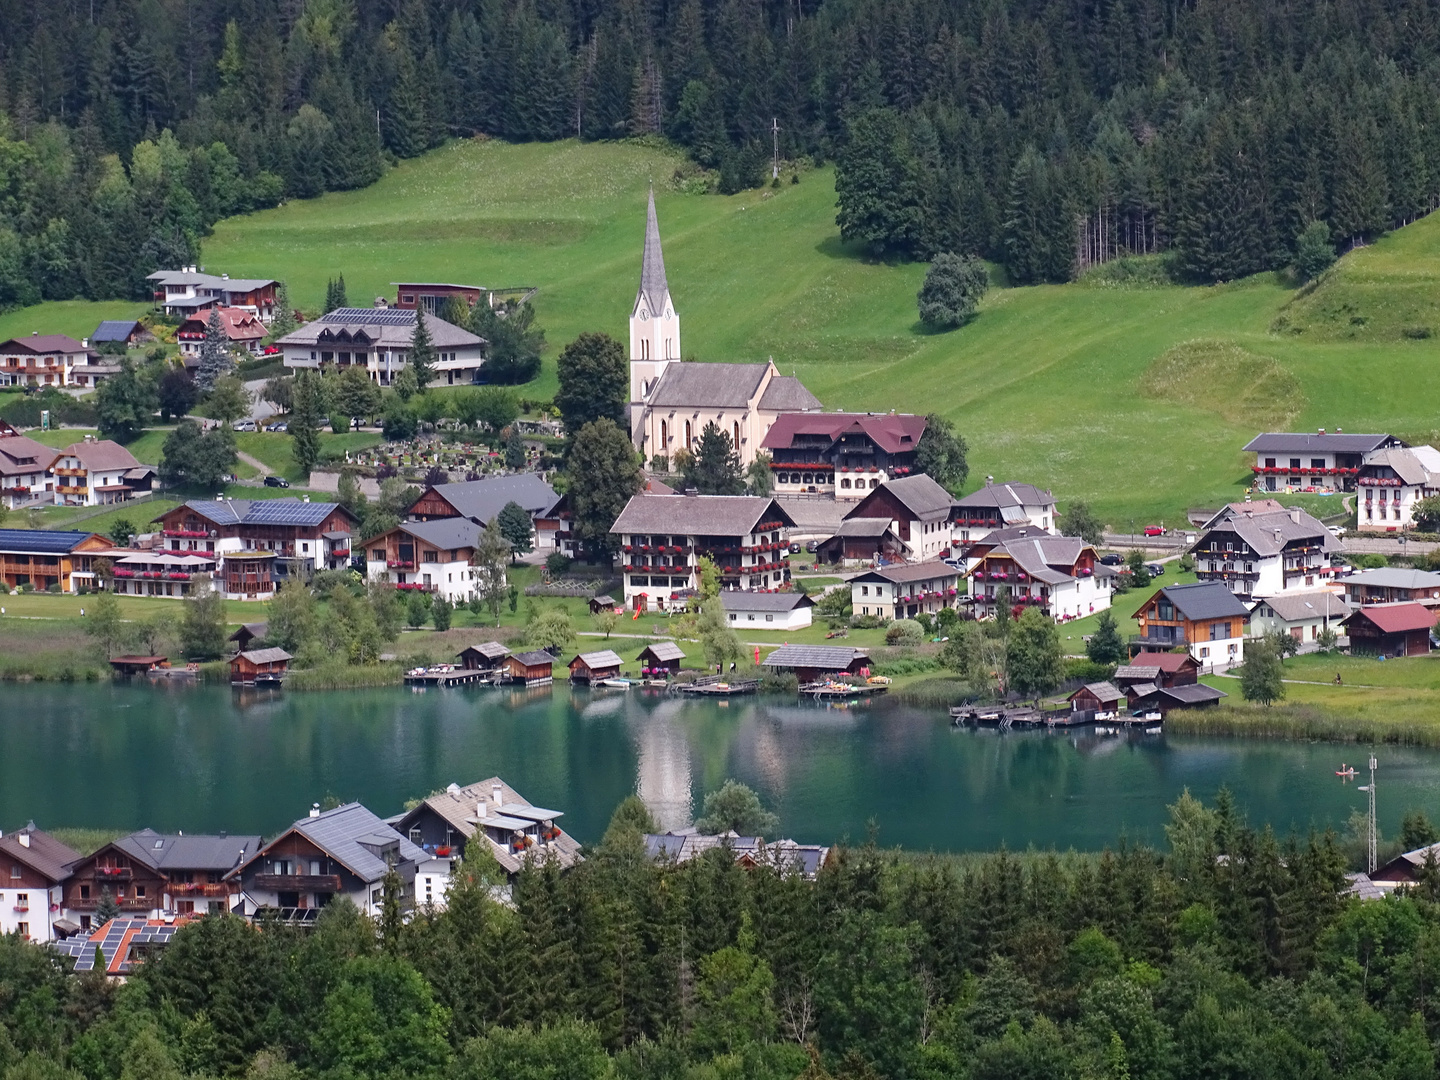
{"left": 309, "top": 803, "right": 321, "bottom": 818}
{"left": 1290, "top": 506, "right": 1302, "bottom": 524}
{"left": 492, "top": 783, "right": 503, "bottom": 806}
{"left": 477, "top": 801, "right": 487, "bottom": 820}
{"left": 31, "top": 330, "right": 37, "bottom": 336}
{"left": 684, "top": 487, "right": 698, "bottom": 497}
{"left": 18, "top": 832, "right": 29, "bottom": 848}
{"left": 221, "top": 273, "right": 229, "bottom": 280}
{"left": 82, "top": 338, "right": 88, "bottom": 348}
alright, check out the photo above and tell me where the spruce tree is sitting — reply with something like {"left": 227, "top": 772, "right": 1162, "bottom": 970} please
{"left": 408, "top": 310, "right": 437, "bottom": 393}
{"left": 683, "top": 423, "right": 746, "bottom": 495}
{"left": 195, "top": 308, "right": 234, "bottom": 395}
{"left": 289, "top": 372, "right": 325, "bottom": 475}
{"left": 270, "top": 281, "right": 297, "bottom": 337}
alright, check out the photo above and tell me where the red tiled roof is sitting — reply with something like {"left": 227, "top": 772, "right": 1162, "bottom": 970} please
{"left": 1349, "top": 603, "right": 1437, "bottom": 634}
{"left": 1131, "top": 651, "right": 1198, "bottom": 672}
{"left": 57, "top": 440, "right": 141, "bottom": 472}
{"left": 179, "top": 306, "right": 266, "bottom": 342}
{"left": 761, "top": 412, "right": 926, "bottom": 455}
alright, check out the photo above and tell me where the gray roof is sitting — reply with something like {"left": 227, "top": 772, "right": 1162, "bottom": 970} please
{"left": 637, "top": 188, "right": 670, "bottom": 317}
{"left": 1251, "top": 591, "right": 1349, "bottom": 622}
{"left": 0, "top": 529, "right": 99, "bottom": 555}
{"left": 396, "top": 778, "right": 583, "bottom": 876}
{"left": 1154, "top": 582, "right": 1252, "bottom": 621}
{"left": 1115, "top": 665, "right": 1162, "bottom": 681}
{"left": 573, "top": 649, "right": 624, "bottom": 669}
{"left": 286, "top": 803, "right": 426, "bottom": 883}
{"left": 384, "top": 517, "right": 485, "bottom": 550}
{"left": 237, "top": 647, "right": 292, "bottom": 665}
{"left": 1076, "top": 681, "right": 1124, "bottom": 704}
{"left": 423, "top": 473, "right": 557, "bottom": 523}
{"left": 638, "top": 641, "right": 686, "bottom": 661}
{"left": 849, "top": 474, "right": 953, "bottom": 522}
{"left": 852, "top": 560, "right": 961, "bottom": 584}
{"left": 1243, "top": 432, "right": 1399, "bottom": 454}
{"left": 977, "top": 536, "right": 1095, "bottom": 586}
{"left": 1338, "top": 568, "right": 1440, "bottom": 590}
{"left": 1127, "top": 681, "right": 1159, "bottom": 698}
{"left": 762, "top": 644, "right": 868, "bottom": 670}
{"left": 1198, "top": 503, "right": 1336, "bottom": 557}
{"left": 92, "top": 319, "right": 141, "bottom": 342}
{"left": 954, "top": 481, "right": 1056, "bottom": 510}
{"left": 646, "top": 362, "right": 770, "bottom": 408}
{"left": 611, "top": 494, "right": 794, "bottom": 536}
{"left": 275, "top": 308, "right": 482, "bottom": 350}
{"left": 830, "top": 518, "right": 895, "bottom": 537}
{"left": 642, "top": 830, "right": 829, "bottom": 878}
{"left": 757, "top": 376, "right": 822, "bottom": 411}
{"left": 1362, "top": 446, "right": 1440, "bottom": 486}
{"left": 116, "top": 828, "right": 263, "bottom": 873}
{"left": 720, "top": 591, "right": 815, "bottom": 611}
{"left": 1159, "top": 683, "right": 1228, "bottom": 704}
{"left": 510, "top": 650, "right": 555, "bottom": 667}
{"left": 230, "top": 623, "right": 269, "bottom": 641}
{"left": 459, "top": 641, "right": 510, "bottom": 659}
{"left": 147, "top": 269, "right": 278, "bottom": 292}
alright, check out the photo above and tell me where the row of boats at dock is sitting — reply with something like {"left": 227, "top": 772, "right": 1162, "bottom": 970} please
{"left": 949, "top": 704, "right": 1164, "bottom": 734}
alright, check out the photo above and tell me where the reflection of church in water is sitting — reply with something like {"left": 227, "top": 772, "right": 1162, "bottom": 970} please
{"left": 629, "top": 700, "right": 694, "bottom": 832}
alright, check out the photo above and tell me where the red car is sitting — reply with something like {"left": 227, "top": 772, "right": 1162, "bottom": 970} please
{"left": 1143, "top": 525, "right": 1166, "bottom": 537}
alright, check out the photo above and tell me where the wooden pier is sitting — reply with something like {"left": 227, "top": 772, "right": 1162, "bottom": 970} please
{"left": 404, "top": 668, "right": 501, "bottom": 687}
{"left": 800, "top": 681, "right": 888, "bottom": 700}
{"left": 677, "top": 677, "right": 761, "bottom": 697}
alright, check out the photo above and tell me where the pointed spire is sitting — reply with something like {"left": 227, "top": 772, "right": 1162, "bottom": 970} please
{"left": 639, "top": 185, "right": 669, "bottom": 316}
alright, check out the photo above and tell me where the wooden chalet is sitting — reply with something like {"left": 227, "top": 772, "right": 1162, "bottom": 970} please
{"left": 503, "top": 650, "right": 554, "bottom": 685}
{"left": 229, "top": 623, "right": 268, "bottom": 651}
{"left": 1067, "top": 681, "right": 1124, "bottom": 715}
{"left": 1125, "top": 682, "right": 1227, "bottom": 716}
{"left": 1343, "top": 604, "right": 1437, "bottom": 657}
{"left": 589, "top": 594, "right": 617, "bottom": 614}
{"left": 109, "top": 655, "right": 170, "bottom": 675}
{"left": 457, "top": 641, "right": 510, "bottom": 671}
{"left": 1113, "top": 651, "right": 1201, "bottom": 690}
{"left": 0, "top": 825, "right": 82, "bottom": 943}
{"left": 637, "top": 641, "right": 685, "bottom": 676}
{"left": 1132, "top": 582, "right": 1251, "bottom": 668}
{"left": 63, "top": 830, "right": 261, "bottom": 926}
{"left": 0, "top": 529, "right": 112, "bottom": 592}
{"left": 762, "top": 644, "right": 869, "bottom": 683}
{"left": 569, "top": 649, "right": 624, "bottom": 684}
{"left": 229, "top": 647, "right": 292, "bottom": 685}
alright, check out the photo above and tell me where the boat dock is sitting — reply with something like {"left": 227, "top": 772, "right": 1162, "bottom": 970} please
{"left": 403, "top": 667, "right": 501, "bottom": 687}
{"left": 800, "top": 680, "right": 888, "bottom": 700}
{"left": 677, "top": 676, "right": 761, "bottom": 696}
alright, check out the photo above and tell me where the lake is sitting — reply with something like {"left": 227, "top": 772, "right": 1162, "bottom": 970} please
{"left": 2, "top": 681, "right": 1437, "bottom": 850}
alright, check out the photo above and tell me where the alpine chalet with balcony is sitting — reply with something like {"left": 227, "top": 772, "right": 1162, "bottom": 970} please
{"left": 1132, "top": 581, "right": 1251, "bottom": 669}
{"left": 364, "top": 518, "right": 491, "bottom": 603}
{"left": 147, "top": 267, "right": 279, "bottom": 323}
{"left": 836, "top": 474, "right": 956, "bottom": 562}
{"left": 1355, "top": 444, "right": 1440, "bottom": 531}
{"left": 277, "top": 303, "right": 487, "bottom": 386}
{"left": 0, "top": 824, "right": 81, "bottom": 943}
{"left": 761, "top": 412, "right": 926, "bottom": 500}
{"left": 1244, "top": 430, "right": 1403, "bottom": 493}
{"left": 1189, "top": 500, "right": 1340, "bottom": 598}
{"left": 966, "top": 535, "right": 1114, "bottom": 620}
{"left": 51, "top": 439, "right": 153, "bottom": 506}
{"left": 951, "top": 480, "right": 1057, "bottom": 544}
{"left": 849, "top": 561, "right": 963, "bottom": 620}
{"left": 610, "top": 493, "right": 796, "bottom": 610}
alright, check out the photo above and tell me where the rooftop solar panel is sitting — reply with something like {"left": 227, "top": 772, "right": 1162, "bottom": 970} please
{"left": 0, "top": 529, "right": 96, "bottom": 555}
{"left": 322, "top": 308, "right": 416, "bottom": 326}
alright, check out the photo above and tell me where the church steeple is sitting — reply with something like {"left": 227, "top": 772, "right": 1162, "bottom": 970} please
{"left": 629, "top": 185, "right": 681, "bottom": 395}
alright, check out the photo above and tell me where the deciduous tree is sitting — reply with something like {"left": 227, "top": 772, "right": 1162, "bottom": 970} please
{"left": 159, "top": 421, "right": 237, "bottom": 490}
{"left": 566, "top": 419, "right": 642, "bottom": 558}
{"left": 917, "top": 253, "right": 989, "bottom": 328}
{"left": 555, "top": 331, "right": 627, "bottom": 437}
{"left": 496, "top": 501, "right": 533, "bottom": 558}
{"left": 1006, "top": 607, "right": 1064, "bottom": 701}
{"left": 914, "top": 414, "right": 968, "bottom": 493}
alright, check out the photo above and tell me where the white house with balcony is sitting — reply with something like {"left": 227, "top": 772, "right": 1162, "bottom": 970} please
{"left": 850, "top": 561, "right": 963, "bottom": 620}
{"left": 1188, "top": 501, "right": 1341, "bottom": 598}
{"left": 362, "top": 518, "right": 490, "bottom": 603}
{"left": 966, "top": 535, "right": 1115, "bottom": 621}
{"left": 276, "top": 304, "right": 488, "bottom": 386}
{"left": 951, "top": 480, "right": 1057, "bottom": 545}
{"left": 1243, "top": 430, "right": 1403, "bottom": 493}
{"left": 1355, "top": 445, "right": 1440, "bottom": 532}
{"left": 609, "top": 493, "right": 796, "bottom": 610}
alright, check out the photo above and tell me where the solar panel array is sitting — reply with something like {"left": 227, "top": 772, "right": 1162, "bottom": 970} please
{"left": 322, "top": 308, "right": 416, "bottom": 326}
{"left": 53, "top": 919, "right": 182, "bottom": 972}
{"left": 0, "top": 529, "right": 96, "bottom": 555}
{"left": 245, "top": 500, "right": 333, "bottom": 526}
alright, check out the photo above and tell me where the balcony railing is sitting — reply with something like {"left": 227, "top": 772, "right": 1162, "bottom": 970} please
{"left": 94, "top": 867, "right": 132, "bottom": 881}
{"left": 1128, "top": 633, "right": 1191, "bottom": 648}
{"left": 253, "top": 873, "right": 343, "bottom": 892}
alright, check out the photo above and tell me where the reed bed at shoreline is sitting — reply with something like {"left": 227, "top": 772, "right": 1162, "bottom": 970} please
{"left": 285, "top": 663, "right": 405, "bottom": 691}
{"left": 1167, "top": 703, "right": 1440, "bottom": 746}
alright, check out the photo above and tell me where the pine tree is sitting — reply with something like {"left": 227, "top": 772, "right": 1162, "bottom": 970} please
{"left": 289, "top": 372, "right": 324, "bottom": 475}
{"left": 195, "top": 308, "right": 234, "bottom": 395}
{"left": 325, "top": 276, "right": 348, "bottom": 313}
{"left": 408, "top": 310, "right": 437, "bottom": 393}
{"left": 270, "top": 281, "right": 297, "bottom": 337}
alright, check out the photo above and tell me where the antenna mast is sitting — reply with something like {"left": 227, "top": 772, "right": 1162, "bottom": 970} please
{"left": 771, "top": 118, "right": 781, "bottom": 180}
{"left": 1358, "top": 755, "right": 1378, "bottom": 873}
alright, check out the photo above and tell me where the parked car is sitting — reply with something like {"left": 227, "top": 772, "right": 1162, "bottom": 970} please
{"left": 805, "top": 540, "right": 818, "bottom": 553}
{"left": 263, "top": 475, "right": 290, "bottom": 488}
{"left": 1143, "top": 525, "right": 1166, "bottom": 537}
{"left": 265, "top": 420, "right": 287, "bottom": 432}
{"left": 1146, "top": 562, "right": 1165, "bottom": 576}
{"left": 233, "top": 419, "right": 257, "bottom": 432}
{"left": 1099, "top": 553, "right": 1123, "bottom": 566}
{"left": 789, "top": 542, "right": 802, "bottom": 553}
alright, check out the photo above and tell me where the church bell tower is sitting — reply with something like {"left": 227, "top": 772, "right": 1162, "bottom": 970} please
{"left": 629, "top": 186, "right": 680, "bottom": 402}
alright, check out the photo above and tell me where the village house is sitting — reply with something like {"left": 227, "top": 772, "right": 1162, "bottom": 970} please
{"left": 363, "top": 518, "right": 489, "bottom": 603}
{"left": 1339, "top": 567, "right": 1440, "bottom": 607}
{"left": 1243, "top": 430, "right": 1402, "bottom": 493}
{"left": 813, "top": 518, "right": 906, "bottom": 565}
{"left": 1189, "top": 500, "right": 1341, "bottom": 598}
{"left": 105, "top": 548, "right": 220, "bottom": 598}
{"left": 0, "top": 333, "right": 94, "bottom": 388}
{"left": 176, "top": 306, "right": 267, "bottom": 360}
{"left": 625, "top": 190, "right": 820, "bottom": 466}
{"left": 502, "top": 650, "right": 554, "bottom": 685}
{"left": 721, "top": 591, "right": 815, "bottom": 630}
{"left": 147, "top": 267, "right": 279, "bottom": 324}
{"left": 0, "top": 824, "right": 81, "bottom": 942}
{"left": 850, "top": 561, "right": 962, "bottom": 620}
{"left": 64, "top": 830, "right": 263, "bottom": 927}
{"left": 610, "top": 493, "right": 796, "bottom": 609}
{"left": 1342, "top": 604, "right": 1437, "bottom": 657}
{"left": 761, "top": 412, "right": 926, "bottom": 500}
{"left": 1113, "top": 651, "right": 1203, "bottom": 693}
{"left": 1067, "top": 681, "right": 1125, "bottom": 717}
{"left": 1248, "top": 591, "right": 1349, "bottom": 644}
{"left": 644, "top": 831, "right": 831, "bottom": 880}
{"left": 51, "top": 438, "right": 153, "bottom": 507}
{"left": 1369, "top": 841, "right": 1440, "bottom": 891}
{"left": 407, "top": 473, "right": 559, "bottom": 550}
{"left": 836, "top": 474, "right": 956, "bottom": 563}
{"left": 90, "top": 320, "right": 150, "bottom": 349}
{"left": 0, "top": 529, "right": 111, "bottom": 592}
{"left": 230, "top": 647, "right": 292, "bottom": 685}
{"left": 276, "top": 302, "right": 487, "bottom": 386}
{"left": 394, "top": 778, "right": 582, "bottom": 904}
{"left": 967, "top": 534, "right": 1113, "bottom": 620}
{"left": 951, "top": 480, "right": 1057, "bottom": 544}
{"left": 0, "top": 433, "right": 57, "bottom": 508}
{"left": 761, "top": 643, "right": 870, "bottom": 683}
{"left": 391, "top": 282, "right": 540, "bottom": 314}
{"left": 1132, "top": 582, "right": 1252, "bottom": 670}
{"left": 153, "top": 498, "right": 358, "bottom": 598}
{"left": 230, "top": 802, "right": 425, "bottom": 921}
{"left": 569, "top": 649, "right": 624, "bottom": 684}
{"left": 1355, "top": 445, "right": 1440, "bottom": 532}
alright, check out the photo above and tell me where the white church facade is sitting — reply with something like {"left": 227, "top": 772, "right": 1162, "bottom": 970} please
{"left": 626, "top": 188, "right": 820, "bottom": 469}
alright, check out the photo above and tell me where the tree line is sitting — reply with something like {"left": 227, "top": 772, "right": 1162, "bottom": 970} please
{"left": 10, "top": 0, "right": 1440, "bottom": 310}
{"left": 4, "top": 789, "right": 1440, "bottom": 1080}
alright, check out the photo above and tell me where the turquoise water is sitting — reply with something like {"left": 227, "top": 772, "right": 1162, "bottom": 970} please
{"left": 1, "top": 682, "right": 1437, "bottom": 848}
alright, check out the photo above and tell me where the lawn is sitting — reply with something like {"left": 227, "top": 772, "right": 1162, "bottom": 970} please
{"left": 1051, "top": 569, "right": 1200, "bottom": 653}
{"left": 6, "top": 137, "right": 1440, "bottom": 527}
{"left": 233, "top": 430, "right": 384, "bottom": 481}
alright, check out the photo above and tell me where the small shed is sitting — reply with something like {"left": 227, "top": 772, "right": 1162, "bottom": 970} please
{"left": 814, "top": 519, "right": 905, "bottom": 565}
{"left": 92, "top": 319, "right": 150, "bottom": 347}
{"left": 1127, "top": 682, "right": 1227, "bottom": 717}
{"left": 457, "top": 641, "right": 510, "bottom": 671}
{"left": 637, "top": 641, "right": 686, "bottom": 676}
{"left": 230, "top": 647, "right": 292, "bottom": 685}
{"left": 569, "top": 649, "right": 624, "bottom": 684}
{"left": 504, "top": 650, "right": 554, "bottom": 685}
{"left": 110, "top": 655, "right": 170, "bottom": 675}
{"left": 1343, "top": 604, "right": 1437, "bottom": 657}
{"left": 589, "top": 594, "right": 617, "bottom": 614}
{"left": 761, "top": 644, "right": 869, "bottom": 683}
{"left": 229, "top": 622, "right": 269, "bottom": 652}
{"left": 1068, "top": 681, "right": 1124, "bottom": 713}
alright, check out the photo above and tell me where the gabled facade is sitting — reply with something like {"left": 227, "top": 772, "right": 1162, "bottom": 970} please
{"left": 967, "top": 535, "right": 1113, "bottom": 620}
{"left": 407, "top": 473, "right": 559, "bottom": 549}
{"left": 51, "top": 439, "right": 152, "bottom": 507}
{"left": 721, "top": 591, "right": 814, "bottom": 630}
{"left": 147, "top": 267, "right": 278, "bottom": 323}
{"left": 230, "top": 803, "right": 425, "bottom": 920}
{"left": 762, "top": 412, "right": 926, "bottom": 501}
{"left": 277, "top": 304, "right": 487, "bottom": 386}
{"left": 0, "top": 333, "right": 94, "bottom": 388}
{"left": 951, "top": 480, "right": 1057, "bottom": 543}
{"left": 850, "top": 561, "right": 962, "bottom": 620}
{"left": 0, "top": 435, "right": 58, "bottom": 509}
{"left": 363, "top": 518, "right": 490, "bottom": 602}
{"left": 0, "top": 824, "right": 81, "bottom": 942}
{"left": 1133, "top": 582, "right": 1251, "bottom": 670}
{"left": 841, "top": 474, "right": 956, "bottom": 562}
{"left": 1339, "top": 568, "right": 1440, "bottom": 607}
{"left": 1343, "top": 604, "right": 1437, "bottom": 657}
{"left": 1248, "top": 591, "right": 1349, "bottom": 643}
{"left": 177, "top": 306, "right": 267, "bottom": 359}
{"left": 0, "top": 529, "right": 111, "bottom": 592}
{"left": 1356, "top": 445, "right": 1440, "bottom": 531}
{"left": 610, "top": 494, "right": 796, "bottom": 608}
{"left": 1244, "top": 430, "right": 1401, "bottom": 493}
{"left": 1189, "top": 500, "right": 1340, "bottom": 597}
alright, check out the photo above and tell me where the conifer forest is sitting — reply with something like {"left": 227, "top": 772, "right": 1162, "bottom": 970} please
{"left": 4, "top": 792, "right": 1440, "bottom": 1079}
{"left": 6, "top": 0, "right": 1440, "bottom": 307}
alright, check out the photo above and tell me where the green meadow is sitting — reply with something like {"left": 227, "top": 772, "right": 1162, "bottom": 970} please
{"left": 6, "top": 137, "right": 1440, "bottom": 527}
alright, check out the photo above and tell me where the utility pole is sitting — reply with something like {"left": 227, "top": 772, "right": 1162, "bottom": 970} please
{"left": 1357, "top": 754, "right": 1378, "bottom": 873}
{"left": 771, "top": 117, "right": 781, "bottom": 180}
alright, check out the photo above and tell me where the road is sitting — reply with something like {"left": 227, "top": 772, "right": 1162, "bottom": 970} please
{"left": 244, "top": 379, "right": 278, "bottom": 423}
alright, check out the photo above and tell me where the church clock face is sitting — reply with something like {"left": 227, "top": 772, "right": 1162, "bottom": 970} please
{"left": 665, "top": 308, "right": 672, "bottom": 317}
{"left": 640, "top": 310, "right": 649, "bottom": 321}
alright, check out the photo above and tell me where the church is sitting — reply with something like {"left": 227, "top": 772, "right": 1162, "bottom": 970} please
{"left": 627, "top": 189, "right": 820, "bottom": 468}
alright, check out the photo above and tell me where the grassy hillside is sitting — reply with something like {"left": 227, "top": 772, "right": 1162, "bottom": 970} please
{"left": 6, "top": 137, "right": 1440, "bottom": 527}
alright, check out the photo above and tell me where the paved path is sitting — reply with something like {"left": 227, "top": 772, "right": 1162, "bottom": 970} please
{"left": 236, "top": 450, "right": 271, "bottom": 476}
{"left": 244, "top": 379, "right": 278, "bottom": 423}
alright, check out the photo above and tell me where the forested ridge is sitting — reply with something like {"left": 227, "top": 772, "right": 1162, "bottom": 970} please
{"left": 3, "top": 792, "right": 1440, "bottom": 1079}
{"left": 3, "top": 0, "right": 1440, "bottom": 309}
